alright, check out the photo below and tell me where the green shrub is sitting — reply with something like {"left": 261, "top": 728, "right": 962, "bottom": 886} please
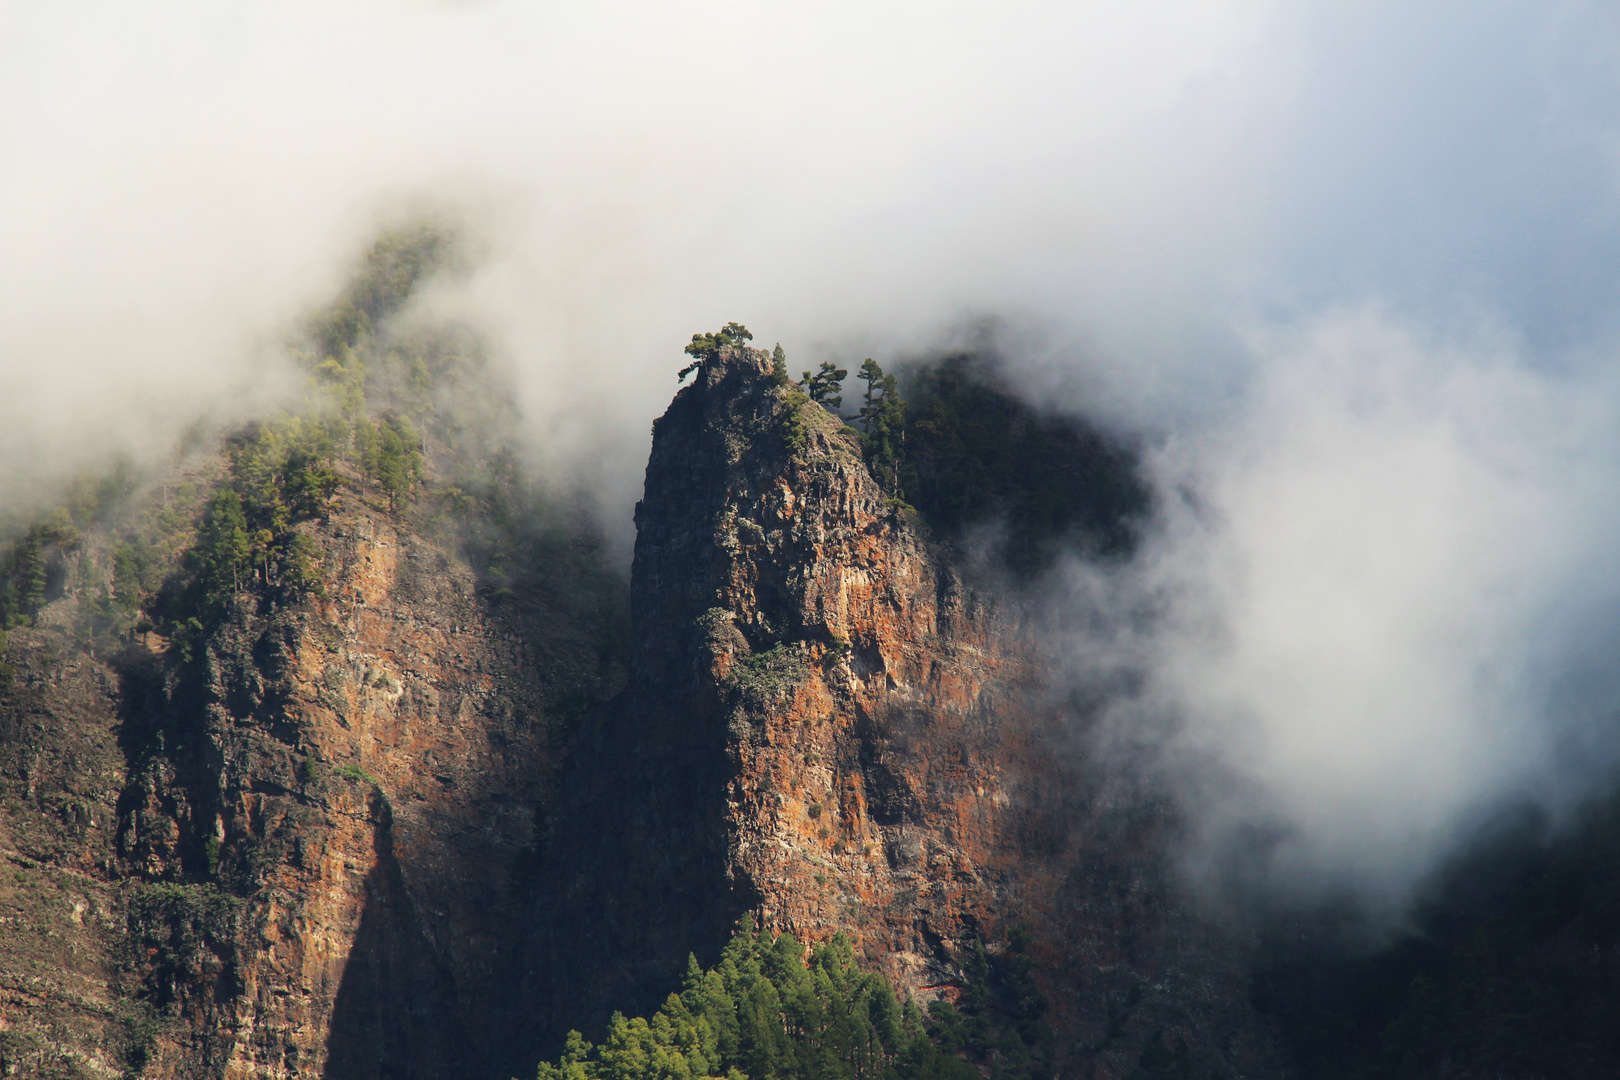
{"left": 336, "top": 762, "right": 378, "bottom": 787}
{"left": 727, "top": 644, "right": 808, "bottom": 709}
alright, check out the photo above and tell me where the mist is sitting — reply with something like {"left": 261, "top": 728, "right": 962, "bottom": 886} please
{"left": 1055, "top": 308, "right": 1620, "bottom": 907}
{"left": 6, "top": 0, "right": 1620, "bottom": 905}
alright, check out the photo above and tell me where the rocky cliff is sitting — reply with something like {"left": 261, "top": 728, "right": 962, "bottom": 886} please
{"left": 522, "top": 346, "right": 1280, "bottom": 1079}
{"left": 0, "top": 345, "right": 1279, "bottom": 1079}
{"left": 0, "top": 482, "right": 618, "bottom": 1079}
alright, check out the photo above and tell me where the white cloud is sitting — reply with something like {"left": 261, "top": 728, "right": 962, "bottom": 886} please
{"left": 1065, "top": 309, "right": 1620, "bottom": 899}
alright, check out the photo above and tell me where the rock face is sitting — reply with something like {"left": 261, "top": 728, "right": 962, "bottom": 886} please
{"left": 0, "top": 346, "right": 1280, "bottom": 1079}
{"left": 1, "top": 502, "right": 605, "bottom": 1079}
{"left": 528, "top": 346, "right": 1280, "bottom": 1078}
{"left": 173, "top": 510, "right": 571, "bottom": 1080}
{"left": 0, "top": 628, "right": 131, "bottom": 1079}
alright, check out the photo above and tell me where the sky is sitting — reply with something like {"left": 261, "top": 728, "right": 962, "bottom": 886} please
{"left": 5, "top": 0, "right": 1620, "bottom": 904}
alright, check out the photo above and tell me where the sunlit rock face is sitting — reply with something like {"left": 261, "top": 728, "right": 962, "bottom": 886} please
{"left": 0, "top": 347, "right": 1279, "bottom": 1079}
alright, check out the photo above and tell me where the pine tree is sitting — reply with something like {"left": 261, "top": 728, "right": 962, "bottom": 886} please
{"left": 372, "top": 417, "right": 423, "bottom": 512}
{"left": 854, "top": 359, "right": 906, "bottom": 494}
{"left": 679, "top": 323, "right": 753, "bottom": 382}
{"left": 14, "top": 535, "right": 46, "bottom": 623}
{"left": 193, "top": 490, "right": 251, "bottom": 600}
{"left": 800, "top": 361, "right": 847, "bottom": 410}
{"left": 856, "top": 358, "right": 885, "bottom": 424}
{"left": 282, "top": 450, "right": 339, "bottom": 519}
{"left": 353, "top": 417, "right": 381, "bottom": 495}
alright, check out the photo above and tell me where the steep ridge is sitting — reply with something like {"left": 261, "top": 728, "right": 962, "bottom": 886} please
{"left": 0, "top": 481, "right": 609, "bottom": 1079}
{"left": 525, "top": 345, "right": 1281, "bottom": 1079}
{"left": 0, "top": 342, "right": 1279, "bottom": 1080}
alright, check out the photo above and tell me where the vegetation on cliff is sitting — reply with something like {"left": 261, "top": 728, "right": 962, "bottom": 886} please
{"left": 0, "top": 460, "right": 201, "bottom": 653}
{"left": 0, "top": 221, "right": 625, "bottom": 688}
{"left": 533, "top": 920, "right": 1053, "bottom": 1080}
{"left": 151, "top": 432, "right": 339, "bottom": 660}
{"left": 692, "top": 336, "right": 1148, "bottom": 576}
{"left": 0, "top": 512, "right": 79, "bottom": 631}
{"left": 853, "top": 359, "right": 906, "bottom": 496}
{"left": 0, "top": 227, "right": 442, "bottom": 659}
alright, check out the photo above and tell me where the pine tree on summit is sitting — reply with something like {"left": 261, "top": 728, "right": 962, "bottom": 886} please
{"left": 855, "top": 358, "right": 887, "bottom": 425}
{"left": 679, "top": 322, "right": 754, "bottom": 382}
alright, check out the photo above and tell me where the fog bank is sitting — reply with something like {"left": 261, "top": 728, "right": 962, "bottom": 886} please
{"left": 6, "top": 0, "right": 1620, "bottom": 903}
{"left": 1057, "top": 309, "right": 1620, "bottom": 904}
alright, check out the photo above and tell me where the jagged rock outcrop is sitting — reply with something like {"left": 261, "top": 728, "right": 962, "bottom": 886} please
{"left": 527, "top": 346, "right": 1281, "bottom": 1078}
{"left": 0, "top": 345, "right": 1280, "bottom": 1079}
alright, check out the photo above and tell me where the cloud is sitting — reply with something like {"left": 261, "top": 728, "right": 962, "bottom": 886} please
{"left": 0, "top": 0, "right": 1267, "bottom": 504}
{"left": 1057, "top": 307, "right": 1620, "bottom": 902}
{"left": 5, "top": 0, "right": 1620, "bottom": 899}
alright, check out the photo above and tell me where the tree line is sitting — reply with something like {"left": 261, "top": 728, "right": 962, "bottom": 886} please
{"left": 680, "top": 327, "right": 1148, "bottom": 575}
{"left": 532, "top": 918, "right": 1051, "bottom": 1080}
{"left": 679, "top": 326, "right": 909, "bottom": 497}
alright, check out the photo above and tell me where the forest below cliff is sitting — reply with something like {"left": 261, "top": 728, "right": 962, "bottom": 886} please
{"left": 1, "top": 228, "right": 1618, "bottom": 1080}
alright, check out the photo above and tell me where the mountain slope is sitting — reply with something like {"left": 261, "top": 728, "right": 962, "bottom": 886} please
{"left": 0, "top": 338, "right": 1280, "bottom": 1080}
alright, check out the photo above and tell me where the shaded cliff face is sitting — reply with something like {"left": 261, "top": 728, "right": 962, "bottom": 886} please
{"left": 0, "top": 626, "right": 131, "bottom": 1079}
{"left": 0, "top": 345, "right": 1277, "bottom": 1080}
